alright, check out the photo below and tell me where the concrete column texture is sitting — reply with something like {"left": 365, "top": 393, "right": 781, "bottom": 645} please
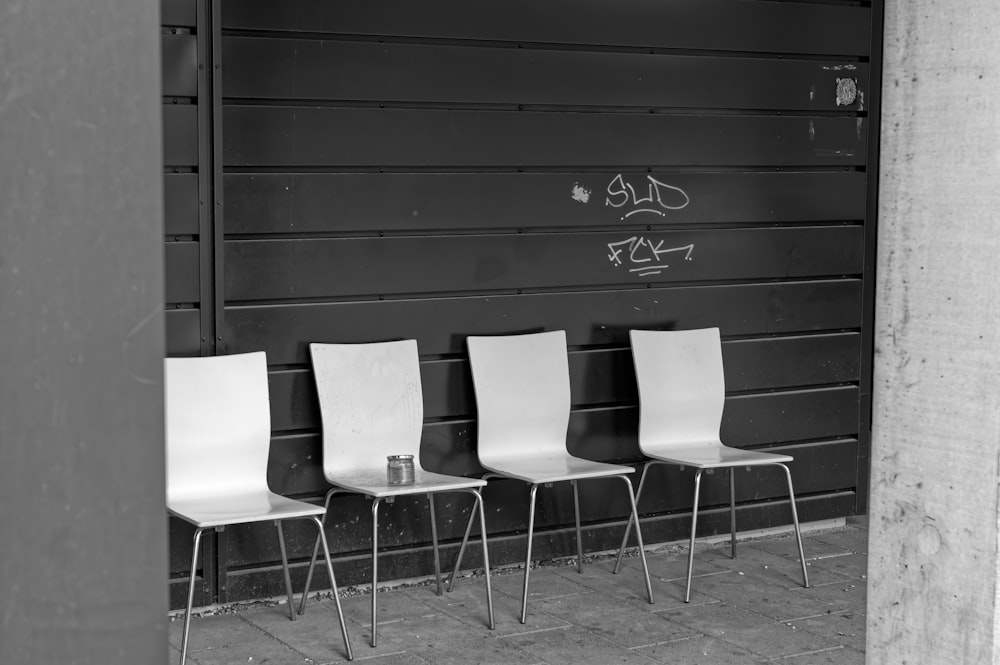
{"left": 0, "top": 1, "right": 168, "bottom": 664}
{"left": 869, "top": 1, "right": 1000, "bottom": 663}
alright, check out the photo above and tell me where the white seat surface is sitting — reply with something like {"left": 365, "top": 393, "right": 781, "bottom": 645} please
{"left": 638, "top": 443, "right": 793, "bottom": 468}
{"left": 329, "top": 469, "right": 486, "bottom": 498}
{"left": 168, "top": 491, "right": 325, "bottom": 528}
{"left": 482, "top": 454, "right": 635, "bottom": 484}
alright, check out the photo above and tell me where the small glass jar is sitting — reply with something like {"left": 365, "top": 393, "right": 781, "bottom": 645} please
{"left": 386, "top": 454, "right": 415, "bottom": 485}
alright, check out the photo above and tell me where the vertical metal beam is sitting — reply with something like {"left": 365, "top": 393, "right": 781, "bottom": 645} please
{"left": 857, "top": 0, "right": 886, "bottom": 517}
{"left": 195, "top": 0, "right": 217, "bottom": 357}
{"left": 211, "top": 0, "right": 226, "bottom": 356}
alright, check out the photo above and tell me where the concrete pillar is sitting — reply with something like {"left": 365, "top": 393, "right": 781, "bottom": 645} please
{"left": 0, "top": 1, "right": 167, "bottom": 664}
{"left": 869, "top": 1, "right": 1000, "bottom": 663}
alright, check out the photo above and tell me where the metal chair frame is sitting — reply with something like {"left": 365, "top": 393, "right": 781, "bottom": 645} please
{"left": 450, "top": 330, "right": 654, "bottom": 623}
{"left": 612, "top": 327, "right": 809, "bottom": 601}
{"left": 299, "top": 340, "right": 494, "bottom": 648}
{"left": 165, "top": 352, "right": 352, "bottom": 665}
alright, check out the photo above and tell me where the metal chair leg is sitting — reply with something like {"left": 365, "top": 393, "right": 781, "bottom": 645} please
{"left": 308, "top": 515, "right": 353, "bottom": 661}
{"left": 299, "top": 489, "right": 338, "bottom": 615}
{"left": 520, "top": 484, "right": 540, "bottom": 624}
{"left": 730, "top": 468, "right": 737, "bottom": 560}
{"left": 275, "top": 521, "right": 296, "bottom": 621}
{"left": 684, "top": 469, "right": 703, "bottom": 603}
{"left": 617, "top": 475, "right": 654, "bottom": 604}
{"left": 571, "top": 480, "right": 583, "bottom": 573}
{"left": 428, "top": 493, "right": 443, "bottom": 596}
{"left": 447, "top": 501, "right": 476, "bottom": 593}
{"left": 779, "top": 463, "right": 810, "bottom": 588}
{"left": 614, "top": 462, "right": 651, "bottom": 573}
{"left": 448, "top": 474, "right": 496, "bottom": 593}
{"left": 370, "top": 497, "right": 383, "bottom": 648}
{"left": 469, "top": 488, "right": 495, "bottom": 630}
{"left": 179, "top": 528, "right": 206, "bottom": 665}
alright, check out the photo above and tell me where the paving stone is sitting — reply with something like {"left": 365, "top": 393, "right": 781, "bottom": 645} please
{"left": 746, "top": 533, "right": 851, "bottom": 561}
{"left": 619, "top": 547, "right": 730, "bottom": 582}
{"left": 551, "top": 558, "right": 722, "bottom": 609}
{"left": 811, "top": 527, "right": 870, "bottom": 554}
{"left": 417, "top": 577, "right": 498, "bottom": 629}
{"left": 775, "top": 645, "right": 865, "bottom": 665}
{"left": 693, "top": 545, "right": 848, "bottom": 589}
{"left": 788, "top": 609, "right": 866, "bottom": 652}
{"left": 536, "top": 591, "right": 700, "bottom": 648}
{"left": 242, "top": 601, "right": 354, "bottom": 664}
{"left": 790, "top": 581, "right": 867, "bottom": 614}
{"left": 382, "top": 614, "right": 542, "bottom": 665}
{"left": 168, "top": 613, "right": 260, "bottom": 650}
{"left": 680, "top": 570, "right": 839, "bottom": 622}
{"left": 179, "top": 627, "right": 309, "bottom": 665}
{"left": 335, "top": 588, "right": 439, "bottom": 628}
{"left": 501, "top": 625, "right": 659, "bottom": 665}
{"left": 805, "top": 552, "right": 869, "bottom": 581}
{"left": 633, "top": 635, "right": 768, "bottom": 665}
{"left": 657, "top": 603, "right": 840, "bottom": 660}
{"left": 490, "top": 567, "right": 593, "bottom": 603}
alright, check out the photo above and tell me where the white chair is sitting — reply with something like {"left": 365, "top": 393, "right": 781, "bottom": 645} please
{"left": 299, "top": 339, "right": 494, "bottom": 648}
{"left": 613, "top": 327, "right": 810, "bottom": 601}
{"left": 165, "top": 352, "right": 352, "bottom": 665}
{"left": 450, "top": 330, "right": 653, "bottom": 623}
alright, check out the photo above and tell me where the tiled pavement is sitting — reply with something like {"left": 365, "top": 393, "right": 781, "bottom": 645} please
{"left": 169, "top": 520, "right": 868, "bottom": 665}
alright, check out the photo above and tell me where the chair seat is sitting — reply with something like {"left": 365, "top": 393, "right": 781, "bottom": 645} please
{"left": 641, "top": 443, "right": 793, "bottom": 469}
{"left": 328, "top": 468, "right": 487, "bottom": 498}
{"left": 482, "top": 453, "right": 634, "bottom": 484}
{"left": 168, "top": 490, "right": 325, "bottom": 528}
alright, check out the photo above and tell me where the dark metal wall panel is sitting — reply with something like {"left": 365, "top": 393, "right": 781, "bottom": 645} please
{"left": 226, "top": 281, "right": 863, "bottom": 364}
{"left": 162, "top": 104, "right": 199, "bottom": 167}
{"left": 165, "top": 242, "right": 200, "bottom": 305}
{"left": 225, "top": 171, "right": 867, "bottom": 235}
{"left": 221, "top": 0, "right": 871, "bottom": 57}
{"left": 223, "top": 37, "right": 869, "bottom": 111}
{"left": 224, "top": 107, "right": 867, "bottom": 168}
{"left": 165, "top": 309, "right": 202, "bottom": 357}
{"left": 164, "top": 173, "right": 199, "bottom": 236}
{"left": 162, "top": 34, "right": 198, "bottom": 98}
{"left": 225, "top": 227, "right": 863, "bottom": 302}
{"left": 161, "top": 0, "right": 197, "bottom": 28}
{"left": 163, "top": 0, "right": 880, "bottom": 608}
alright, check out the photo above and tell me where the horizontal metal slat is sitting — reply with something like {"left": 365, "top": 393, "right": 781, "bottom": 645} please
{"left": 225, "top": 171, "right": 867, "bottom": 235}
{"left": 223, "top": 107, "right": 868, "bottom": 168}
{"left": 224, "top": 226, "right": 864, "bottom": 301}
{"left": 225, "top": 280, "right": 864, "bottom": 363}
{"left": 221, "top": 0, "right": 871, "bottom": 57}
{"left": 222, "top": 36, "right": 869, "bottom": 111}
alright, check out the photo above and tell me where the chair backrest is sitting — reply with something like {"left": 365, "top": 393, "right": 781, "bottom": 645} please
{"left": 629, "top": 327, "right": 726, "bottom": 451}
{"left": 164, "top": 351, "right": 272, "bottom": 504}
{"left": 310, "top": 339, "right": 424, "bottom": 478}
{"left": 466, "top": 330, "right": 571, "bottom": 465}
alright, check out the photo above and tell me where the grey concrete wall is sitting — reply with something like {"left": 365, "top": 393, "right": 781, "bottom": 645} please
{"left": 869, "top": 1, "right": 1000, "bottom": 663}
{"left": 0, "top": 1, "right": 167, "bottom": 664}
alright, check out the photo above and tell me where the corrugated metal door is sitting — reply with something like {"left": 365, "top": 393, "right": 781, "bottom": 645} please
{"left": 163, "top": 0, "right": 880, "bottom": 607}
